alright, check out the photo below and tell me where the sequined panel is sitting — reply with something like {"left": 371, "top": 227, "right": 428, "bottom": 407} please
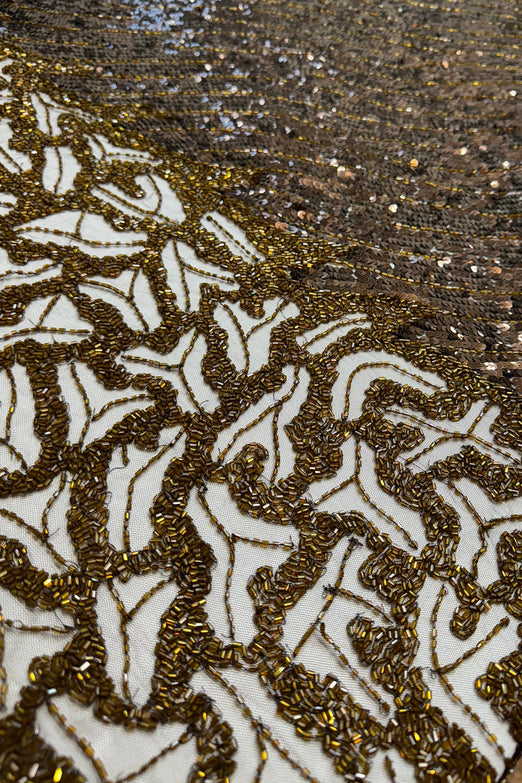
{"left": 0, "top": 0, "right": 520, "bottom": 389}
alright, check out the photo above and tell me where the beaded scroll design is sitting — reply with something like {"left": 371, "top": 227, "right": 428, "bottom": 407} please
{"left": 0, "top": 50, "right": 520, "bottom": 783}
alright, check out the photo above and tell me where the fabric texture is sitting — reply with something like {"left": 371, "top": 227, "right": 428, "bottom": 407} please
{"left": 0, "top": 4, "right": 520, "bottom": 783}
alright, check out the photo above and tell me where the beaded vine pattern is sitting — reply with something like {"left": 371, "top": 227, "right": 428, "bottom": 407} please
{"left": 0, "top": 49, "right": 520, "bottom": 783}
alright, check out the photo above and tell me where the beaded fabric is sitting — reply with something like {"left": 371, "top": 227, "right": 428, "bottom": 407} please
{"left": 0, "top": 16, "right": 520, "bottom": 783}
{"left": 0, "top": 0, "right": 520, "bottom": 391}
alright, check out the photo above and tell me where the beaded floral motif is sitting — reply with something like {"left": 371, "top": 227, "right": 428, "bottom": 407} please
{"left": 0, "top": 49, "right": 520, "bottom": 783}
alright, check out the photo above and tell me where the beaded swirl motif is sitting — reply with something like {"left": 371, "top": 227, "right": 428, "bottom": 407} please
{"left": 0, "top": 50, "right": 520, "bottom": 783}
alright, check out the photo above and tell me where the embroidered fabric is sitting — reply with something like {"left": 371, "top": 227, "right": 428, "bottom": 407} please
{"left": 0, "top": 43, "right": 520, "bottom": 783}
